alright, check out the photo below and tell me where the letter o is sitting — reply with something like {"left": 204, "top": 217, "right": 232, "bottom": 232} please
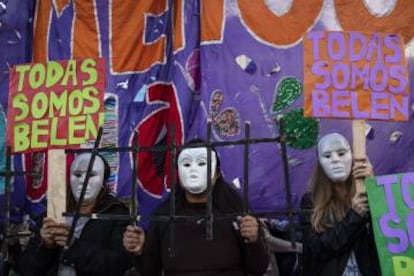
{"left": 328, "top": 32, "right": 346, "bottom": 61}
{"left": 29, "top": 64, "right": 46, "bottom": 89}
{"left": 68, "top": 89, "right": 84, "bottom": 116}
{"left": 370, "top": 64, "right": 388, "bottom": 91}
{"left": 31, "top": 92, "right": 48, "bottom": 119}
{"left": 332, "top": 63, "right": 350, "bottom": 90}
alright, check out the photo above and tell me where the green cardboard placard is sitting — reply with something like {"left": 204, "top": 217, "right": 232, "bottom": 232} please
{"left": 366, "top": 173, "right": 414, "bottom": 276}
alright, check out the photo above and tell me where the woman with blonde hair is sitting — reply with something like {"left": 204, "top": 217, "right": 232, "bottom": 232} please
{"left": 300, "top": 133, "right": 380, "bottom": 276}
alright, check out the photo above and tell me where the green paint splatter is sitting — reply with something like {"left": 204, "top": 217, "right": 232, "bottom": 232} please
{"left": 272, "top": 77, "right": 302, "bottom": 114}
{"left": 283, "top": 109, "right": 319, "bottom": 150}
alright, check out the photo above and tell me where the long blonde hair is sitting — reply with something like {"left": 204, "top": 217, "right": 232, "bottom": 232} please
{"left": 309, "top": 162, "right": 355, "bottom": 233}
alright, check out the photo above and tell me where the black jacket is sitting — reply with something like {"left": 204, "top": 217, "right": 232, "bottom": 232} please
{"left": 134, "top": 181, "right": 269, "bottom": 276}
{"left": 16, "top": 195, "right": 131, "bottom": 276}
{"left": 300, "top": 193, "right": 381, "bottom": 276}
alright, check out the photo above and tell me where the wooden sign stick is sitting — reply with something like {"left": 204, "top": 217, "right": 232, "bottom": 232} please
{"left": 47, "top": 149, "right": 66, "bottom": 223}
{"left": 352, "top": 119, "right": 367, "bottom": 194}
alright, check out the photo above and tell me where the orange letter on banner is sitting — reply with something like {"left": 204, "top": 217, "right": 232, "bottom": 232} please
{"left": 111, "top": 0, "right": 167, "bottom": 73}
{"left": 33, "top": 1, "right": 52, "bottom": 62}
{"left": 200, "top": 0, "right": 225, "bottom": 43}
{"left": 335, "top": 0, "right": 414, "bottom": 43}
{"left": 237, "top": 0, "right": 323, "bottom": 46}
{"left": 173, "top": 0, "right": 184, "bottom": 52}
{"left": 72, "top": 0, "right": 100, "bottom": 58}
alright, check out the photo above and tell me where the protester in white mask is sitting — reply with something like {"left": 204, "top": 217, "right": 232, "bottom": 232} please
{"left": 70, "top": 153, "right": 106, "bottom": 208}
{"left": 177, "top": 147, "right": 217, "bottom": 195}
{"left": 123, "top": 139, "right": 269, "bottom": 276}
{"left": 16, "top": 153, "right": 131, "bottom": 276}
{"left": 300, "top": 133, "right": 380, "bottom": 276}
{"left": 317, "top": 133, "right": 352, "bottom": 183}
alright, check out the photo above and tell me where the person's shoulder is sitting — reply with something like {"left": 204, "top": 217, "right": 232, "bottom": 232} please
{"left": 215, "top": 181, "right": 244, "bottom": 212}
{"left": 100, "top": 194, "right": 129, "bottom": 214}
{"left": 152, "top": 196, "right": 173, "bottom": 215}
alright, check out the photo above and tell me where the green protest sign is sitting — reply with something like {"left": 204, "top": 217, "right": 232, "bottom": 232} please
{"left": 6, "top": 58, "right": 105, "bottom": 153}
{"left": 366, "top": 173, "right": 414, "bottom": 276}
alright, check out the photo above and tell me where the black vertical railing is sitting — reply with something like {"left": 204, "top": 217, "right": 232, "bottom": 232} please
{"left": 131, "top": 132, "right": 139, "bottom": 225}
{"left": 243, "top": 122, "right": 251, "bottom": 215}
{"left": 0, "top": 120, "right": 302, "bottom": 265}
{"left": 168, "top": 123, "right": 177, "bottom": 257}
{"left": 278, "top": 116, "right": 296, "bottom": 248}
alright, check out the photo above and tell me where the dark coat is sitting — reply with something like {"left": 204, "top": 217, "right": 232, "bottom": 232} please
{"left": 16, "top": 195, "right": 131, "bottom": 276}
{"left": 300, "top": 193, "right": 381, "bottom": 276}
{"left": 134, "top": 180, "right": 269, "bottom": 276}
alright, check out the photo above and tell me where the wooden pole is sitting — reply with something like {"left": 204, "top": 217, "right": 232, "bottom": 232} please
{"left": 47, "top": 149, "right": 67, "bottom": 223}
{"left": 352, "top": 120, "right": 366, "bottom": 194}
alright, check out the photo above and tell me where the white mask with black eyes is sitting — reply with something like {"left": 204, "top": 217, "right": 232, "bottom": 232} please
{"left": 70, "top": 153, "right": 105, "bottom": 204}
{"left": 178, "top": 147, "right": 217, "bottom": 194}
{"left": 318, "top": 133, "right": 352, "bottom": 183}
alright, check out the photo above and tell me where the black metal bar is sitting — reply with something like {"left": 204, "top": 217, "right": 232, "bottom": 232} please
{"left": 130, "top": 132, "right": 139, "bottom": 224}
{"left": 168, "top": 123, "right": 176, "bottom": 258}
{"left": 278, "top": 116, "right": 296, "bottom": 247}
{"left": 243, "top": 122, "right": 251, "bottom": 215}
{"left": 62, "top": 127, "right": 104, "bottom": 252}
{"left": 60, "top": 208, "right": 312, "bottom": 222}
{"left": 0, "top": 171, "right": 41, "bottom": 177}
{"left": 206, "top": 120, "right": 213, "bottom": 241}
{"left": 64, "top": 137, "right": 281, "bottom": 155}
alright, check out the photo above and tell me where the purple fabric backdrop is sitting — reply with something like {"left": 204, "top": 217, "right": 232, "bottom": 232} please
{"left": 0, "top": 1, "right": 413, "bottom": 225}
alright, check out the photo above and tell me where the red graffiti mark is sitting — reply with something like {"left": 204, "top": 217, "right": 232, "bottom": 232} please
{"left": 134, "top": 82, "right": 184, "bottom": 197}
{"left": 24, "top": 152, "right": 47, "bottom": 202}
{"left": 24, "top": 152, "right": 74, "bottom": 202}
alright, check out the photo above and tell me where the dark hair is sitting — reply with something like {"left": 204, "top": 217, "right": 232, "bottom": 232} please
{"left": 95, "top": 153, "right": 111, "bottom": 183}
{"left": 178, "top": 138, "right": 221, "bottom": 171}
{"left": 71, "top": 152, "right": 111, "bottom": 183}
{"left": 156, "top": 138, "right": 244, "bottom": 215}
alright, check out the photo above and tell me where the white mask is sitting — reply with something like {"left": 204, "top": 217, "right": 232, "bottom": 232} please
{"left": 70, "top": 153, "right": 105, "bottom": 204}
{"left": 318, "top": 133, "right": 352, "bottom": 183}
{"left": 178, "top": 147, "right": 217, "bottom": 194}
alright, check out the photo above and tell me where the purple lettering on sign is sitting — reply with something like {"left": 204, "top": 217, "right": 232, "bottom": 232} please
{"left": 384, "top": 34, "right": 401, "bottom": 63}
{"left": 350, "top": 91, "right": 369, "bottom": 119}
{"left": 370, "top": 64, "right": 388, "bottom": 92}
{"left": 401, "top": 172, "right": 414, "bottom": 209}
{"left": 332, "top": 63, "right": 349, "bottom": 90}
{"left": 376, "top": 175, "right": 398, "bottom": 214}
{"left": 407, "top": 213, "right": 414, "bottom": 248}
{"left": 349, "top": 32, "right": 367, "bottom": 62}
{"left": 328, "top": 32, "right": 346, "bottom": 61}
{"left": 389, "top": 65, "right": 407, "bottom": 94}
{"left": 390, "top": 95, "right": 408, "bottom": 121}
{"left": 312, "top": 90, "right": 330, "bottom": 117}
{"left": 308, "top": 32, "right": 325, "bottom": 61}
{"left": 350, "top": 64, "right": 370, "bottom": 90}
{"left": 366, "top": 33, "right": 383, "bottom": 63}
{"left": 371, "top": 92, "right": 389, "bottom": 120}
{"left": 331, "top": 90, "right": 350, "bottom": 118}
{"left": 312, "top": 61, "right": 331, "bottom": 89}
{"left": 380, "top": 213, "right": 408, "bottom": 254}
